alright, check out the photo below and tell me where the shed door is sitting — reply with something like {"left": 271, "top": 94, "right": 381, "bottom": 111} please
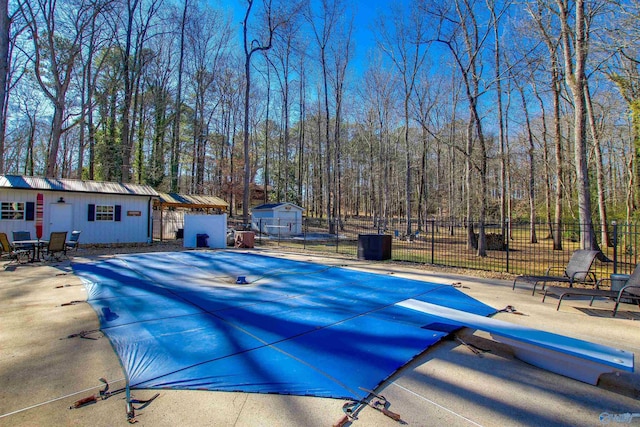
{"left": 49, "top": 203, "right": 73, "bottom": 237}
{"left": 279, "top": 211, "right": 298, "bottom": 233}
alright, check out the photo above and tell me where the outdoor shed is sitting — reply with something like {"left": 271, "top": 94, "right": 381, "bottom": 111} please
{"left": 0, "top": 175, "right": 158, "bottom": 245}
{"left": 251, "top": 202, "right": 304, "bottom": 235}
{"left": 153, "top": 192, "right": 229, "bottom": 241}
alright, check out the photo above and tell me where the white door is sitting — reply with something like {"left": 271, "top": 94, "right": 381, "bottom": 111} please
{"left": 49, "top": 203, "right": 73, "bottom": 238}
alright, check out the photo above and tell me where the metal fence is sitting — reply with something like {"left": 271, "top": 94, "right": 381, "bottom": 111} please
{"left": 254, "top": 217, "right": 640, "bottom": 279}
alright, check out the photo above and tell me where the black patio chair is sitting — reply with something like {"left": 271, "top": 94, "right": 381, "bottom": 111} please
{"left": 543, "top": 263, "right": 640, "bottom": 316}
{"left": 512, "top": 250, "right": 600, "bottom": 296}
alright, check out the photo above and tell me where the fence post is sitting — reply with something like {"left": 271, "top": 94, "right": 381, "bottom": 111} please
{"left": 430, "top": 219, "right": 435, "bottom": 264}
{"left": 612, "top": 221, "right": 618, "bottom": 274}
{"left": 505, "top": 218, "right": 510, "bottom": 273}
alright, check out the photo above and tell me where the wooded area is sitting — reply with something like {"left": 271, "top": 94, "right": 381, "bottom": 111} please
{"left": 1, "top": 0, "right": 639, "bottom": 256}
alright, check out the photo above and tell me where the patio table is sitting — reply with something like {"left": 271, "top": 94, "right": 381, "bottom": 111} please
{"left": 13, "top": 239, "right": 48, "bottom": 262}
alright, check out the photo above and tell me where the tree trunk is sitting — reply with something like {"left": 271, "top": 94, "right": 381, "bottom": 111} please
{"left": 518, "top": 82, "right": 537, "bottom": 244}
{"left": 557, "top": 0, "right": 598, "bottom": 251}
{"left": 171, "top": 0, "right": 188, "bottom": 192}
{"left": 585, "top": 83, "right": 610, "bottom": 246}
{"left": 0, "top": 0, "right": 9, "bottom": 174}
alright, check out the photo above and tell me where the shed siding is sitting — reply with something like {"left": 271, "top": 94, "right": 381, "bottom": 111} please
{"left": 0, "top": 189, "right": 152, "bottom": 244}
{"left": 251, "top": 203, "right": 304, "bottom": 235}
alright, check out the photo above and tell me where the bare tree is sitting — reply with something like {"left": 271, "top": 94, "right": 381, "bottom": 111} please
{"left": 115, "top": 0, "right": 163, "bottom": 183}
{"left": 0, "top": 0, "right": 9, "bottom": 173}
{"left": 20, "top": 0, "right": 102, "bottom": 177}
{"left": 556, "top": 0, "right": 600, "bottom": 250}
{"left": 585, "top": 83, "right": 610, "bottom": 246}
{"left": 266, "top": 15, "right": 302, "bottom": 202}
{"left": 185, "top": 3, "right": 231, "bottom": 193}
{"left": 378, "top": 1, "right": 429, "bottom": 238}
{"left": 330, "top": 10, "right": 353, "bottom": 227}
{"left": 170, "top": 0, "right": 187, "bottom": 192}
{"left": 515, "top": 69, "right": 538, "bottom": 243}
{"left": 306, "top": 0, "right": 342, "bottom": 229}
{"left": 527, "top": 0, "right": 564, "bottom": 250}
{"left": 605, "top": 0, "right": 640, "bottom": 215}
{"left": 241, "top": 0, "right": 302, "bottom": 224}
{"left": 431, "top": 0, "right": 494, "bottom": 256}
{"left": 488, "top": 0, "right": 510, "bottom": 246}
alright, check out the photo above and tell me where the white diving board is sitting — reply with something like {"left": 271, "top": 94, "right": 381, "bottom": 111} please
{"left": 397, "top": 299, "right": 634, "bottom": 385}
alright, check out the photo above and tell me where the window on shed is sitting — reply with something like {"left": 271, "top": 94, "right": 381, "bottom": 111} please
{"left": 1, "top": 202, "right": 25, "bottom": 220}
{"left": 95, "top": 205, "right": 115, "bottom": 221}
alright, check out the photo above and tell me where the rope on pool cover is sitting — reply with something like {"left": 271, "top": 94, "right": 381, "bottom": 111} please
{"left": 0, "top": 378, "right": 126, "bottom": 419}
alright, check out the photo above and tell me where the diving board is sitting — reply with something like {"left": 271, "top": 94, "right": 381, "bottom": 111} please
{"left": 397, "top": 299, "right": 634, "bottom": 385}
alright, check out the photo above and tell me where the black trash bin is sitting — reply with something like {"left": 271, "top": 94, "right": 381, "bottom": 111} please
{"left": 196, "top": 233, "right": 209, "bottom": 248}
{"left": 357, "top": 234, "right": 392, "bottom": 260}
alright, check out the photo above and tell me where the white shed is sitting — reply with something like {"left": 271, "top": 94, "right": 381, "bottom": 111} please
{"left": 0, "top": 175, "right": 158, "bottom": 245}
{"left": 251, "top": 203, "right": 304, "bottom": 235}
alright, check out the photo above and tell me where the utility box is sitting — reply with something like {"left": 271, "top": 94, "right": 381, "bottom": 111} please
{"left": 357, "top": 234, "right": 392, "bottom": 261}
{"left": 610, "top": 274, "right": 630, "bottom": 292}
{"left": 184, "top": 214, "right": 227, "bottom": 249}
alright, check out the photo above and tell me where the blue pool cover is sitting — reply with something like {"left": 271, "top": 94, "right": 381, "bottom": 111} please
{"left": 73, "top": 251, "right": 495, "bottom": 401}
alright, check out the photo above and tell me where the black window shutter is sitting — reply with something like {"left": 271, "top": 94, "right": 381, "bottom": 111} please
{"left": 25, "top": 202, "right": 35, "bottom": 221}
{"left": 88, "top": 204, "right": 95, "bottom": 221}
{"left": 115, "top": 205, "right": 122, "bottom": 222}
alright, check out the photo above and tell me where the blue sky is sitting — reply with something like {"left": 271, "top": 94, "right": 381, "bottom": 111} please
{"left": 218, "top": 0, "right": 408, "bottom": 74}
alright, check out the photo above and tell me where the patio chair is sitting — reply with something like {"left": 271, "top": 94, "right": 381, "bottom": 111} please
{"left": 12, "top": 230, "right": 34, "bottom": 251}
{"left": 66, "top": 230, "right": 81, "bottom": 252}
{"left": 543, "top": 264, "right": 640, "bottom": 316}
{"left": 43, "top": 231, "right": 68, "bottom": 261}
{"left": 0, "top": 232, "right": 30, "bottom": 264}
{"left": 512, "top": 250, "right": 600, "bottom": 295}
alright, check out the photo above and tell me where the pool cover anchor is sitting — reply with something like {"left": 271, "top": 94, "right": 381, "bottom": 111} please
{"left": 334, "top": 388, "right": 402, "bottom": 426}
{"left": 455, "top": 335, "right": 491, "bottom": 357}
{"left": 69, "top": 377, "right": 159, "bottom": 424}
{"left": 69, "top": 378, "right": 110, "bottom": 409}
{"left": 125, "top": 384, "right": 160, "bottom": 424}
{"left": 358, "top": 387, "right": 402, "bottom": 422}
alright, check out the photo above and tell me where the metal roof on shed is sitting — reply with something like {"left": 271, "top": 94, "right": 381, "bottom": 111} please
{"left": 252, "top": 202, "right": 304, "bottom": 211}
{"left": 0, "top": 175, "right": 159, "bottom": 196}
{"left": 156, "top": 192, "right": 228, "bottom": 209}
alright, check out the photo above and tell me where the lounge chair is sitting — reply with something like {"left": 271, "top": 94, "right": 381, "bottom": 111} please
{"left": 542, "top": 264, "right": 640, "bottom": 316}
{"left": 43, "top": 231, "right": 68, "bottom": 261}
{"left": 66, "top": 230, "right": 81, "bottom": 252}
{"left": 0, "top": 232, "right": 30, "bottom": 264}
{"left": 512, "top": 250, "right": 600, "bottom": 295}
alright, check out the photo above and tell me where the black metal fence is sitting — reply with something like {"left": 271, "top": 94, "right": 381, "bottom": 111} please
{"left": 254, "top": 217, "right": 640, "bottom": 279}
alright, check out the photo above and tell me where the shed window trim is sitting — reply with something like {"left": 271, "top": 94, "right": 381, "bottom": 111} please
{"left": 88, "top": 204, "right": 122, "bottom": 222}
{"left": 1, "top": 201, "right": 26, "bottom": 220}
{"left": 95, "top": 205, "right": 115, "bottom": 221}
